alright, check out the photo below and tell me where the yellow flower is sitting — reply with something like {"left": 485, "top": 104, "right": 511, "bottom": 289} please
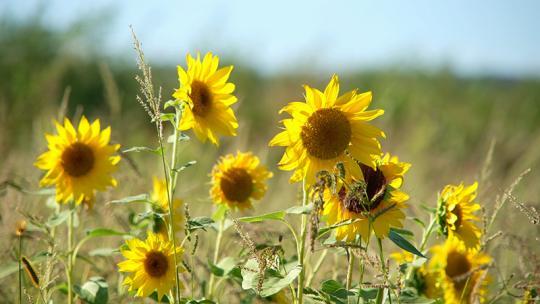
{"left": 34, "top": 117, "right": 120, "bottom": 204}
{"left": 321, "top": 153, "right": 410, "bottom": 242}
{"left": 437, "top": 182, "right": 482, "bottom": 250}
{"left": 173, "top": 52, "right": 238, "bottom": 145}
{"left": 150, "top": 177, "right": 184, "bottom": 238}
{"left": 428, "top": 238, "right": 491, "bottom": 304}
{"left": 118, "top": 232, "right": 183, "bottom": 299}
{"left": 269, "top": 74, "right": 384, "bottom": 186}
{"left": 211, "top": 151, "right": 273, "bottom": 210}
{"left": 390, "top": 250, "right": 415, "bottom": 264}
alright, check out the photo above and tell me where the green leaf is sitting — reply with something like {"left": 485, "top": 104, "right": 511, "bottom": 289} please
{"left": 285, "top": 203, "right": 313, "bottom": 215}
{"left": 238, "top": 211, "right": 286, "bottom": 223}
{"left": 122, "top": 146, "right": 162, "bottom": 155}
{"left": 411, "top": 217, "right": 426, "bottom": 228}
{"left": 317, "top": 219, "right": 357, "bottom": 238}
{"left": 320, "top": 279, "right": 354, "bottom": 301}
{"left": 209, "top": 257, "right": 238, "bottom": 277}
{"left": 356, "top": 288, "right": 379, "bottom": 301}
{"left": 390, "top": 227, "right": 415, "bottom": 238}
{"left": 188, "top": 217, "right": 215, "bottom": 232}
{"left": 388, "top": 229, "right": 426, "bottom": 258}
{"left": 108, "top": 194, "right": 151, "bottom": 205}
{"left": 73, "top": 276, "right": 108, "bottom": 304}
{"left": 212, "top": 204, "right": 229, "bottom": 221}
{"left": 86, "top": 228, "right": 129, "bottom": 238}
{"left": 172, "top": 160, "right": 197, "bottom": 173}
{"left": 46, "top": 210, "right": 72, "bottom": 227}
{"left": 241, "top": 258, "right": 302, "bottom": 297}
{"left": 0, "top": 252, "right": 50, "bottom": 280}
{"left": 88, "top": 248, "right": 118, "bottom": 257}
{"left": 160, "top": 113, "right": 175, "bottom": 122}
{"left": 164, "top": 99, "right": 181, "bottom": 109}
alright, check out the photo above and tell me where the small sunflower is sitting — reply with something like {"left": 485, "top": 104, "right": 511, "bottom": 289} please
{"left": 390, "top": 250, "right": 438, "bottom": 299}
{"left": 211, "top": 151, "right": 273, "bottom": 210}
{"left": 269, "top": 74, "right": 384, "bottom": 186}
{"left": 150, "top": 177, "right": 184, "bottom": 238}
{"left": 437, "top": 182, "right": 482, "bottom": 250}
{"left": 173, "top": 52, "right": 238, "bottom": 145}
{"left": 118, "top": 232, "right": 183, "bottom": 299}
{"left": 321, "top": 153, "right": 410, "bottom": 242}
{"left": 428, "top": 238, "right": 491, "bottom": 304}
{"left": 35, "top": 117, "right": 120, "bottom": 204}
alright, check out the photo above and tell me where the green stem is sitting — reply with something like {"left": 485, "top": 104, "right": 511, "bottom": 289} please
{"left": 306, "top": 249, "right": 328, "bottom": 286}
{"left": 297, "top": 179, "right": 309, "bottom": 304}
{"left": 208, "top": 217, "right": 225, "bottom": 299}
{"left": 67, "top": 208, "right": 74, "bottom": 304}
{"left": 375, "top": 238, "right": 386, "bottom": 304}
{"left": 18, "top": 236, "right": 22, "bottom": 304}
{"left": 346, "top": 251, "right": 355, "bottom": 303}
{"left": 404, "top": 216, "right": 436, "bottom": 281}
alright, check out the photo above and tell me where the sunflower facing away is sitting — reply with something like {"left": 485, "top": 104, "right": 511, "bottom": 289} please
{"left": 437, "top": 182, "right": 482, "bottom": 250}
{"left": 427, "top": 238, "right": 491, "bottom": 304}
{"left": 35, "top": 117, "right": 120, "bottom": 204}
{"left": 150, "top": 177, "right": 184, "bottom": 238}
{"left": 211, "top": 151, "right": 273, "bottom": 210}
{"left": 173, "top": 52, "right": 238, "bottom": 145}
{"left": 321, "top": 153, "right": 411, "bottom": 241}
{"left": 118, "top": 232, "right": 184, "bottom": 299}
{"left": 269, "top": 74, "right": 385, "bottom": 186}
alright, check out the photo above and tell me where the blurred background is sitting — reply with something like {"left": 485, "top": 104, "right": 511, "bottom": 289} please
{"left": 0, "top": 0, "right": 539, "bottom": 300}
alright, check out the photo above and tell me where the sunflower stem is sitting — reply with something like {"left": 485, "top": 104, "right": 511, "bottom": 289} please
{"left": 18, "top": 235, "right": 22, "bottom": 304}
{"left": 346, "top": 250, "right": 355, "bottom": 299}
{"left": 306, "top": 248, "right": 327, "bottom": 286}
{"left": 66, "top": 205, "right": 74, "bottom": 304}
{"left": 297, "top": 178, "right": 309, "bottom": 304}
{"left": 404, "top": 216, "right": 436, "bottom": 282}
{"left": 375, "top": 238, "right": 386, "bottom": 304}
{"left": 208, "top": 216, "right": 225, "bottom": 299}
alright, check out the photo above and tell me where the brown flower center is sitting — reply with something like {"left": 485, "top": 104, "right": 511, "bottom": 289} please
{"left": 61, "top": 143, "right": 95, "bottom": 177}
{"left": 451, "top": 204, "right": 463, "bottom": 229}
{"left": 220, "top": 168, "right": 253, "bottom": 203}
{"left": 361, "top": 164, "right": 387, "bottom": 209}
{"left": 445, "top": 250, "right": 471, "bottom": 280}
{"left": 300, "top": 108, "right": 351, "bottom": 160}
{"left": 144, "top": 251, "right": 169, "bottom": 278}
{"left": 189, "top": 80, "right": 213, "bottom": 117}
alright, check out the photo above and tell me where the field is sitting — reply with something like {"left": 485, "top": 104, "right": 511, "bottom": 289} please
{"left": 0, "top": 15, "right": 539, "bottom": 304}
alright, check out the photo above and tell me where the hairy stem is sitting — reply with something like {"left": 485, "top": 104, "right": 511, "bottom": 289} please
{"left": 375, "top": 238, "right": 386, "bottom": 304}
{"left": 306, "top": 249, "right": 328, "bottom": 286}
{"left": 67, "top": 208, "right": 74, "bottom": 304}
{"left": 297, "top": 179, "right": 309, "bottom": 304}
{"left": 18, "top": 235, "right": 22, "bottom": 304}
{"left": 346, "top": 250, "right": 355, "bottom": 302}
{"left": 208, "top": 217, "right": 225, "bottom": 299}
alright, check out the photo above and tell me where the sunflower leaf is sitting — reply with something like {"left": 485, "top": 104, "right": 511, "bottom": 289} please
{"left": 73, "top": 276, "right": 108, "bottom": 304}
{"left": 388, "top": 229, "right": 426, "bottom": 258}
{"left": 286, "top": 203, "right": 313, "bottom": 215}
{"left": 85, "top": 228, "right": 129, "bottom": 238}
{"left": 188, "top": 217, "right": 215, "bottom": 232}
{"left": 46, "top": 210, "right": 72, "bottom": 227}
{"left": 237, "top": 211, "right": 286, "bottom": 223}
{"left": 108, "top": 194, "right": 151, "bottom": 205}
{"left": 172, "top": 160, "right": 197, "bottom": 172}
{"left": 122, "top": 146, "right": 163, "bottom": 155}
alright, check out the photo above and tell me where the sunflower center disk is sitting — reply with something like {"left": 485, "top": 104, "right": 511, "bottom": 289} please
{"left": 445, "top": 251, "right": 471, "bottom": 280}
{"left": 189, "top": 80, "right": 213, "bottom": 117}
{"left": 220, "top": 168, "right": 253, "bottom": 203}
{"left": 361, "top": 164, "right": 387, "bottom": 209}
{"left": 451, "top": 204, "right": 463, "bottom": 229}
{"left": 300, "top": 108, "right": 351, "bottom": 160}
{"left": 61, "top": 142, "right": 95, "bottom": 177}
{"left": 144, "top": 251, "right": 169, "bottom": 278}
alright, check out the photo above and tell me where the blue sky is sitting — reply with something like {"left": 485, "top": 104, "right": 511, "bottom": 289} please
{"left": 3, "top": 0, "right": 540, "bottom": 77}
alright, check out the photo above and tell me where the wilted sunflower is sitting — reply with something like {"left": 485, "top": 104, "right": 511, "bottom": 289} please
{"left": 118, "top": 232, "right": 183, "bottom": 299}
{"left": 150, "top": 177, "right": 184, "bottom": 238}
{"left": 35, "top": 117, "right": 120, "bottom": 204}
{"left": 321, "top": 153, "right": 410, "bottom": 241}
{"left": 211, "top": 151, "right": 273, "bottom": 210}
{"left": 269, "top": 74, "right": 384, "bottom": 186}
{"left": 428, "top": 238, "right": 491, "bottom": 304}
{"left": 173, "top": 52, "right": 238, "bottom": 145}
{"left": 437, "top": 182, "right": 482, "bottom": 250}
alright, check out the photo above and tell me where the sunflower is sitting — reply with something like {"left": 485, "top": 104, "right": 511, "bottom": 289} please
{"left": 428, "top": 238, "right": 491, "bottom": 304}
{"left": 173, "top": 52, "right": 238, "bottom": 145}
{"left": 437, "top": 182, "right": 482, "bottom": 250}
{"left": 150, "top": 177, "right": 184, "bottom": 238}
{"left": 118, "top": 232, "right": 184, "bottom": 299}
{"left": 321, "top": 153, "right": 410, "bottom": 242}
{"left": 390, "top": 250, "right": 438, "bottom": 299}
{"left": 211, "top": 151, "right": 273, "bottom": 210}
{"left": 269, "top": 74, "right": 384, "bottom": 186}
{"left": 34, "top": 117, "right": 120, "bottom": 204}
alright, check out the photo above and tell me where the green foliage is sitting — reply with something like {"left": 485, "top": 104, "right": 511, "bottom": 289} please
{"left": 73, "top": 277, "right": 108, "bottom": 304}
